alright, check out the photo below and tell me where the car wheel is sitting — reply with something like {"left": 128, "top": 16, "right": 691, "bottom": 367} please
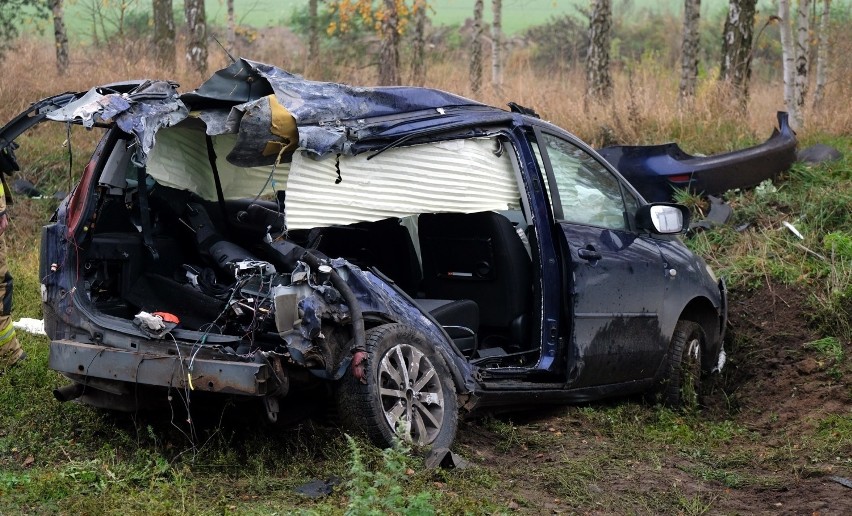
{"left": 337, "top": 323, "right": 458, "bottom": 450}
{"left": 664, "top": 320, "right": 705, "bottom": 410}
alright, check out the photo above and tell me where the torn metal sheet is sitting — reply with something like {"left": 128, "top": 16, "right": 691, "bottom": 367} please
{"left": 46, "top": 81, "right": 188, "bottom": 166}
{"left": 184, "top": 59, "right": 483, "bottom": 158}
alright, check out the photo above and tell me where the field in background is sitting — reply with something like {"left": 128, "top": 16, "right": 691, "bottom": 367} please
{"left": 45, "top": 0, "right": 771, "bottom": 37}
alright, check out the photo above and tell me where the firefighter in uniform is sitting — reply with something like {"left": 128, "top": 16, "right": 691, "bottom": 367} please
{"left": 0, "top": 145, "right": 24, "bottom": 370}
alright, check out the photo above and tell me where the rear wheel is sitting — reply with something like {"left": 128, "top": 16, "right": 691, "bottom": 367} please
{"left": 664, "top": 320, "right": 705, "bottom": 410}
{"left": 337, "top": 323, "right": 458, "bottom": 450}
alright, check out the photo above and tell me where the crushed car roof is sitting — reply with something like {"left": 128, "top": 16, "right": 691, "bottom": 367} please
{"left": 40, "top": 59, "right": 492, "bottom": 166}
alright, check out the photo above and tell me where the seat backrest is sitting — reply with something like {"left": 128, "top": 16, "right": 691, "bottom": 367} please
{"left": 316, "top": 217, "right": 422, "bottom": 295}
{"left": 419, "top": 211, "right": 531, "bottom": 328}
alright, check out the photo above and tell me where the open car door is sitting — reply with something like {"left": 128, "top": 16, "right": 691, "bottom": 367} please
{"left": 532, "top": 128, "right": 670, "bottom": 388}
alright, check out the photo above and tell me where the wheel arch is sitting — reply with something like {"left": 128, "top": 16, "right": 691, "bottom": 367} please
{"left": 678, "top": 296, "right": 723, "bottom": 370}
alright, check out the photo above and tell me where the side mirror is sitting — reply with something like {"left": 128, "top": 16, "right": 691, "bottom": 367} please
{"left": 635, "top": 203, "right": 690, "bottom": 234}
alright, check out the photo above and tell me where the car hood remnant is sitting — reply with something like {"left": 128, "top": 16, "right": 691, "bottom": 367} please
{"left": 598, "top": 112, "right": 797, "bottom": 202}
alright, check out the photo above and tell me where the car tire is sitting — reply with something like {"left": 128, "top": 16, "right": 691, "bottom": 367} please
{"left": 664, "top": 320, "right": 705, "bottom": 410}
{"left": 337, "top": 323, "right": 458, "bottom": 451}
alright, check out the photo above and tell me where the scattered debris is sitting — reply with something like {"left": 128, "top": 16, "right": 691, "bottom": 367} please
{"left": 797, "top": 144, "right": 843, "bottom": 164}
{"left": 12, "top": 178, "right": 43, "bottom": 198}
{"left": 132, "top": 311, "right": 170, "bottom": 338}
{"left": 13, "top": 318, "right": 46, "bottom": 336}
{"left": 782, "top": 221, "right": 805, "bottom": 240}
{"left": 294, "top": 477, "right": 341, "bottom": 498}
{"left": 827, "top": 476, "right": 852, "bottom": 489}
{"left": 689, "top": 195, "right": 733, "bottom": 233}
{"left": 425, "top": 448, "right": 471, "bottom": 470}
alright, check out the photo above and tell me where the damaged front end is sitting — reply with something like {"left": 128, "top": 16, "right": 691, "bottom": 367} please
{"left": 44, "top": 219, "right": 469, "bottom": 418}
{"left": 20, "top": 62, "right": 479, "bottom": 420}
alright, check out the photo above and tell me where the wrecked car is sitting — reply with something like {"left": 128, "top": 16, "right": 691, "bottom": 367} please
{"left": 0, "top": 60, "right": 726, "bottom": 451}
{"left": 598, "top": 112, "right": 797, "bottom": 202}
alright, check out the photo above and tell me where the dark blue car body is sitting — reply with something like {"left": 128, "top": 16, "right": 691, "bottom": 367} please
{"left": 2, "top": 60, "right": 727, "bottom": 450}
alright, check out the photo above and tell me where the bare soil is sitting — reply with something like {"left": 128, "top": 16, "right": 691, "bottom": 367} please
{"left": 453, "top": 282, "right": 852, "bottom": 514}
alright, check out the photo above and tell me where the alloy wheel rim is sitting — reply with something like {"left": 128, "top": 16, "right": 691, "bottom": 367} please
{"left": 378, "top": 343, "right": 445, "bottom": 446}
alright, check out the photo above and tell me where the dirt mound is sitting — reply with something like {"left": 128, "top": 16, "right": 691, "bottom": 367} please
{"left": 720, "top": 283, "right": 852, "bottom": 433}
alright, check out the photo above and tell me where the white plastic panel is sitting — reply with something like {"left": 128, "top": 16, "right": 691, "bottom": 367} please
{"left": 146, "top": 127, "right": 290, "bottom": 200}
{"left": 284, "top": 138, "right": 520, "bottom": 229}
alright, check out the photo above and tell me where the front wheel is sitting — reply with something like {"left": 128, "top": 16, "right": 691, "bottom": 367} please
{"left": 337, "top": 324, "right": 458, "bottom": 450}
{"left": 663, "top": 320, "right": 706, "bottom": 410}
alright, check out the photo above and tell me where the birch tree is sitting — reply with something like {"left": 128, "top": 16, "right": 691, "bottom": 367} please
{"left": 793, "top": 0, "right": 811, "bottom": 111}
{"left": 778, "top": 0, "right": 798, "bottom": 126}
{"left": 185, "top": 0, "right": 208, "bottom": 74}
{"left": 679, "top": 0, "right": 701, "bottom": 101}
{"left": 491, "top": 0, "right": 503, "bottom": 93}
{"left": 719, "top": 0, "right": 756, "bottom": 109}
{"left": 153, "top": 0, "right": 176, "bottom": 70}
{"left": 49, "top": 0, "right": 69, "bottom": 74}
{"left": 586, "top": 0, "right": 613, "bottom": 101}
{"left": 470, "top": 0, "right": 484, "bottom": 94}
{"left": 812, "top": 0, "right": 831, "bottom": 108}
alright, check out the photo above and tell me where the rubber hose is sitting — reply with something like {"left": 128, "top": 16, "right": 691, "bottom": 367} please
{"left": 301, "top": 251, "right": 367, "bottom": 353}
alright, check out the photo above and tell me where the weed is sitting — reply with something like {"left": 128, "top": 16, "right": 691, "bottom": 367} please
{"left": 343, "top": 434, "right": 435, "bottom": 516}
{"left": 805, "top": 337, "right": 844, "bottom": 364}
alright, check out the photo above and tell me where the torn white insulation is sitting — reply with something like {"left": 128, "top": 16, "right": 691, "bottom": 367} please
{"left": 285, "top": 138, "right": 520, "bottom": 229}
{"left": 13, "top": 318, "right": 46, "bottom": 336}
{"left": 147, "top": 127, "right": 290, "bottom": 200}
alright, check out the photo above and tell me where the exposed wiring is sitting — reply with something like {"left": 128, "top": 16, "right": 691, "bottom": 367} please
{"left": 251, "top": 146, "right": 287, "bottom": 204}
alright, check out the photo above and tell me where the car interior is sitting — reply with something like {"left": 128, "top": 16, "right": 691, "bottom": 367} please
{"left": 78, "top": 134, "right": 541, "bottom": 368}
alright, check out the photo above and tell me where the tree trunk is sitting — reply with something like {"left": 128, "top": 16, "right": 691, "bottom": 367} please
{"left": 184, "top": 0, "right": 208, "bottom": 75}
{"left": 719, "top": 0, "right": 756, "bottom": 109}
{"left": 812, "top": 0, "right": 831, "bottom": 108}
{"left": 586, "top": 0, "right": 613, "bottom": 101}
{"left": 308, "top": 0, "right": 319, "bottom": 66}
{"left": 227, "top": 0, "right": 236, "bottom": 56}
{"left": 679, "top": 0, "right": 701, "bottom": 101}
{"left": 491, "top": 0, "right": 503, "bottom": 93}
{"left": 794, "top": 0, "right": 811, "bottom": 113}
{"left": 411, "top": 0, "right": 427, "bottom": 85}
{"left": 378, "top": 0, "right": 400, "bottom": 85}
{"left": 470, "top": 0, "right": 484, "bottom": 94}
{"left": 49, "top": 0, "right": 69, "bottom": 75}
{"left": 153, "top": 0, "right": 176, "bottom": 70}
{"left": 778, "top": 0, "right": 799, "bottom": 127}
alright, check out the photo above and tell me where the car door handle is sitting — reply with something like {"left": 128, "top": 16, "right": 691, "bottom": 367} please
{"left": 577, "top": 247, "right": 602, "bottom": 261}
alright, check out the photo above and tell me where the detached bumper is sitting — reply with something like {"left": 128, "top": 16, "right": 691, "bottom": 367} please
{"left": 49, "top": 340, "right": 272, "bottom": 396}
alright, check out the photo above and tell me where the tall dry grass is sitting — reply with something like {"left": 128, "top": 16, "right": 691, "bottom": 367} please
{"left": 1, "top": 32, "right": 850, "bottom": 156}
